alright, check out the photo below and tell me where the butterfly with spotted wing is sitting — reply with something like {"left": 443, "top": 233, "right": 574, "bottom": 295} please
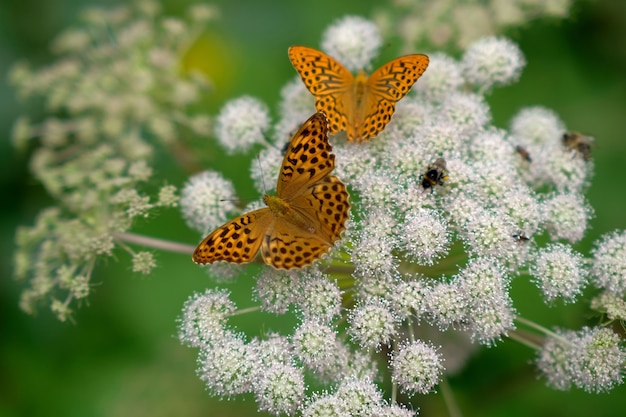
{"left": 193, "top": 112, "right": 350, "bottom": 270}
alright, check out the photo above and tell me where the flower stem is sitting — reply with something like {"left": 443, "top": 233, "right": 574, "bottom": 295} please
{"left": 113, "top": 231, "right": 196, "bottom": 254}
{"left": 440, "top": 377, "right": 463, "bottom": 417}
{"left": 230, "top": 306, "right": 261, "bottom": 316}
{"left": 515, "top": 316, "right": 570, "bottom": 345}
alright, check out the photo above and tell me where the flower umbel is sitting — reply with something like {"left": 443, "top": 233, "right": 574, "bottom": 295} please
{"left": 174, "top": 12, "right": 626, "bottom": 414}
{"left": 10, "top": 1, "right": 626, "bottom": 416}
{"left": 11, "top": 1, "right": 211, "bottom": 319}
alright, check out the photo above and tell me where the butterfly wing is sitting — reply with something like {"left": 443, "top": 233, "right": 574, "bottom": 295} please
{"left": 192, "top": 208, "right": 274, "bottom": 265}
{"left": 357, "top": 54, "right": 430, "bottom": 141}
{"left": 276, "top": 112, "right": 335, "bottom": 199}
{"left": 288, "top": 46, "right": 353, "bottom": 136}
{"left": 261, "top": 220, "right": 336, "bottom": 270}
{"left": 289, "top": 175, "right": 350, "bottom": 244}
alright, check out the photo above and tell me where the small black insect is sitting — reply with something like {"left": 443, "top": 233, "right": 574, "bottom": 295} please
{"left": 512, "top": 232, "right": 530, "bottom": 243}
{"left": 514, "top": 145, "right": 532, "bottom": 163}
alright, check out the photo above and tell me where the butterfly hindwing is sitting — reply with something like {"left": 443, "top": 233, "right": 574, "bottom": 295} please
{"left": 290, "top": 175, "right": 350, "bottom": 243}
{"left": 314, "top": 94, "right": 349, "bottom": 136}
{"left": 261, "top": 222, "right": 333, "bottom": 270}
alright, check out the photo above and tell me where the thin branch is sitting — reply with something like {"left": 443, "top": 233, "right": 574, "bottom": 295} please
{"left": 114, "top": 231, "right": 196, "bottom": 255}
{"left": 440, "top": 377, "right": 463, "bottom": 417}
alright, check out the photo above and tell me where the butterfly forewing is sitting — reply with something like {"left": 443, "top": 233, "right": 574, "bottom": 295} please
{"left": 288, "top": 46, "right": 353, "bottom": 136}
{"left": 367, "top": 54, "right": 430, "bottom": 101}
{"left": 278, "top": 112, "right": 335, "bottom": 198}
{"left": 288, "top": 46, "right": 353, "bottom": 95}
{"left": 192, "top": 208, "right": 274, "bottom": 264}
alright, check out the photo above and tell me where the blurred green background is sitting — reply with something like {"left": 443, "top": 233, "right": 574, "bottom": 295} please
{"left": 2, "top": 0, "right": 626, "bottom": 416}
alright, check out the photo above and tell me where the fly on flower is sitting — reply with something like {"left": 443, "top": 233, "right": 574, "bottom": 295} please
{"left": 512, "top": 232, "right": 530, "bottom": 243}
{"left": 288, "top": 45, "right": 429, "bottom": 142}
{"left": 562, "top": 131, "right": 592, "bottom": 161}
{"left": 193, "top": 112, "right": 350, "bottom": 270}
{"left": 515, "top": 145, "right": 532, "bottom": 162}
{"left": 419, "top": 158, "right": 449, "bottom": 191}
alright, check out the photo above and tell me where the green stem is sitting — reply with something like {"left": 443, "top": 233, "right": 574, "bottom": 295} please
{"left": 230, "top": 306, "right": 261, "bottom": 316}
{"left": 515, "top": 316, "right": 571, "bottom": 345}
{"left": 507, "top": 330, "right": 541, "bottom": 350}
{"left": 440, "top": 377, "right": 463, "bottom": 417}
{"left": 114, "top": 231, "right": 196, "bottom": 254}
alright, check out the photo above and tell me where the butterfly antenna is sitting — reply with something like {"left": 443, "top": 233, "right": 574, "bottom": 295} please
{"left": 257, "top": 154, "right": 268, "bottom": 194}
{"left": 260, "top": 128, "right": 277, "bottom": 148}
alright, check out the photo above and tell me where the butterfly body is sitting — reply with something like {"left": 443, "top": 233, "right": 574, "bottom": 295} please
{"left": 289, "top": 46, "right": 429, "bottom": 142}
{"left": 193, "top": 113, "right": 350, "bottom": 270}
{"left": 263, "top": 194, "right": 315, "bottom": 234}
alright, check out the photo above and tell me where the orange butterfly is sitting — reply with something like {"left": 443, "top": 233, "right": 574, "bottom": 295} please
{"left": 288, "top": 45, "right": 429, "bottom": 142}
{"left": 193, "top": 113, "right": 350, "bottom": 270}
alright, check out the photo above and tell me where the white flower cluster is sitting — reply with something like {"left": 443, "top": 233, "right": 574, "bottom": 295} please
{"left": 11, "top": 0, "right": 217, "bottom": 320}
{"left": 537, "top": 327, "right": 624, "bottom": 393}
{"left": 179, "top": 14, "right": 625, "bottom": 416}
{"left": 374, "top": 0, "right": 573, "bottom": 51}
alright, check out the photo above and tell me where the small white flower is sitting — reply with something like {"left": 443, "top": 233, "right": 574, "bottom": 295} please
{"left": 254, "top": 363, "right": 305, "bottom": 416}
{"left": 180, "top": 170, "right": 237, "bottom": 235}
{"left": 510, "top": 106, "right": 565, "bottom": 146}
{"left": 462, "top": 36, "right": 525, "bottom": 93}
{"left": 389, "top": 279, "right": 430, "bottom": 321}
{"left": 131, "top": 251, "right": 156, "bottom": 274}
{"left": 302, "top": 394, "right": 348, "bottom": 417}
{"left": 348, "top": 299, "right": 399, "bottom": 349}
{"left": 297, "top": 269, "right": 342, "bottom": 323}
{"left": 332, "top": 141, "right": 378, "bottom": 183}
{"left": 540, "top": 145, "right": 590, "bottom": 192}
{"left": 436, "top": 92, "right": 491, "bottom": 137}
{"left": 276, "top": 76, "right": 315, "bottom": 141}
{"left": 500, "top": 185, "right": 543, "bottom": 237}
{"left": 543, "top": 192, "right": 592, "bottom": 243}
{"left": 401, "top": 209, "right": 450, "bottom": 265}
{"left": 537, "top": 327, "right": 625, "bottom": 393}
{"left": 293, "top": 320, "right": 343, "bottom": 375}
{"left": 411, "top": 52, "right": 463, "bottom": 103}
{"left": 456, "top": 257, "right": 515, "bottom": 344}
{"left": 197, "top": 331, "right": 257, "bottom": 396}
{"left": 321, "top": 16, "right": 382, "bottom": 71}
{"left": 372, "top": 403, "right": 417, "bottom": 417}
{"left": 390, "top": 340, "right": 444, "bottom": 395}
{"left": 423, "top": 281, "right": 468, "bottom": 330}
{"left": 334, "top": 377, "right": 384, "bottom": 416}
{"left": 461, "top": 207, "right": 516, "bottom": 259}
{"left": 591, "top": 230, "right": 626, "bottom": 296}
{"left": 177, "top": 289, "right": 235, "bottom": 348}
{"left": 214, "top": 96, "right": 270, "bottom": 154}
{"left": 255, "top": 269, "right": 301, "bottom": 314}
{"left": 590, "top": 291, "right": 626, "bottom": 322}
{"left": 352, "top": 209, "right": 398, "bottom": 285}
{"left": 252, "top": 333, "right": 294, "bottom": 368}
{"left": 531, "top": 243, "right": 588, "bottom": 303}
